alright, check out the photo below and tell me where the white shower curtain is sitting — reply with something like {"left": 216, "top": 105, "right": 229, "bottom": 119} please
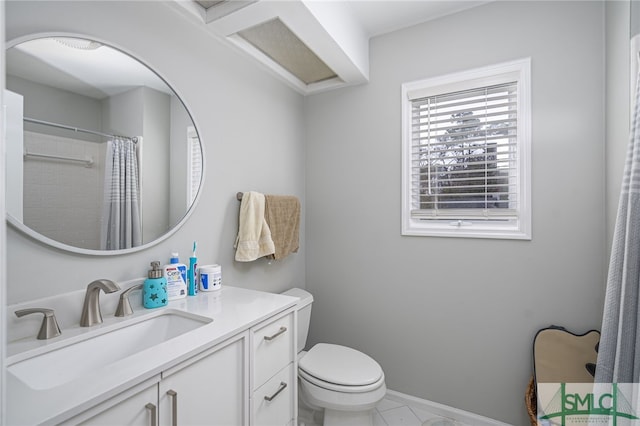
{"left": 595, "top": 67, "right": 640, "bottom": 384}
{"left": 100, "top": 138, "right": 142, "bottom": 250}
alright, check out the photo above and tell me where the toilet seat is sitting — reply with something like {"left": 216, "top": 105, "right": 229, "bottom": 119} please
{"left": 299, "top": 343, "right": 385, "bottom": 393}
{"left": 299, "top": 368, "right": 386, "bottom": 393}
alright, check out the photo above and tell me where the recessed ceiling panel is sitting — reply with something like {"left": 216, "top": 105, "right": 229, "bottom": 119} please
{"left": 237, "top": 18, "right": 338, "bottom": 85}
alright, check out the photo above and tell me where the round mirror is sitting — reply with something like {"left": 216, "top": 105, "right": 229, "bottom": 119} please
{"left": 5, "top": 35, "right": 203, "bottom": 255}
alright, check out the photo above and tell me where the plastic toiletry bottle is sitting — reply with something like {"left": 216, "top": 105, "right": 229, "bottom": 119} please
{"left": 199, "top": 264, "right": 222, "bottom": 292}
{"left": 163, "top": 253, "right": 187, "bottom": 300}
{"left": 188, "top": 241, "right": 198, "bottom": 296}
{"left": 144, "top": 261, "right": 168, "bottom": 309}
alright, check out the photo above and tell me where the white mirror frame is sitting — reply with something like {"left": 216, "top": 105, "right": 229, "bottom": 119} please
{"left": 5, "top": 32, "right": 205, "bottom": 256}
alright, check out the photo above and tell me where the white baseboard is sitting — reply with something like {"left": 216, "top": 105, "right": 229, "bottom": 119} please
{"left": 384, "top": 389, "right": 513, "bottom": 426}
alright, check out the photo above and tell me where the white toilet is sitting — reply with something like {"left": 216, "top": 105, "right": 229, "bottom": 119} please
{"left": 282, "top": 288, "right": 387, "bottom": 426}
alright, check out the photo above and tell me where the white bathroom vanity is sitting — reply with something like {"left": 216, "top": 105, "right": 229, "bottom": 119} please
{"left": 6, "top": 286, "right": 298, "bottom": 425}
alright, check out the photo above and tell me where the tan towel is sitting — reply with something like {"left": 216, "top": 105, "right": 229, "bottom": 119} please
{"left": 264, "top": 195, "right": 300, "bottom": 260}
{"left": 234, "top": 191, "right": 275, "bottom": 261}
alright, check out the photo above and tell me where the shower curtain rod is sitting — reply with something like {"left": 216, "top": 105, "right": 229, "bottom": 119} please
{"left": 24, "top": 117, "right": 138, "bottom": 143}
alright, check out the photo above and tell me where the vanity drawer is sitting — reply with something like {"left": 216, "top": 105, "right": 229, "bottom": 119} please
{"left": 252, "top": 363, "right": 295, "bottom": 426}
{"left": 252, "top": 311, "right": 294, "bottom": 388}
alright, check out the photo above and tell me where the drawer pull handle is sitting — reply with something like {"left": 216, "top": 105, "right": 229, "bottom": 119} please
{"left": 264, "top": 326, "right": 287, "bottom": 341}
{"left": 264, "top": 381, "right": 287, "bottom": 402}
{"left": 145, "top": 403, "right": 157, "bottom": 426}
{"left": 167, "top": 389, "right": 178, "bottom": 426}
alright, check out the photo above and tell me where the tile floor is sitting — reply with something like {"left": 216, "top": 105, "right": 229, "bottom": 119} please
{"left": 299, "top": 395, "right": 478, "bottom": 426}
{"left": 374, "top": 397, "right": 468, "bottom": 426}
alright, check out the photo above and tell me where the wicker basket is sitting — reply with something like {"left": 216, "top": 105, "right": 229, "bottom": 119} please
{"left": 526, "top": 376, "right": 538, "bottom": 425}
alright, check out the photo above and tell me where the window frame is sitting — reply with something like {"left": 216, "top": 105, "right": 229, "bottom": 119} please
{"left": 401, "top": 58, "right": 531, "bottom": 240}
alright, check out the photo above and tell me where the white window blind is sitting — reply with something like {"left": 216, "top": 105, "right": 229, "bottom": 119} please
{"left": 187, "top": 127, "right": 202, "bottom": 206}
{"left": 401, "top": 58, "right": 531, "bottom": 239}
{"left": 410, "top": 82, "right": 518, "bottom": 220}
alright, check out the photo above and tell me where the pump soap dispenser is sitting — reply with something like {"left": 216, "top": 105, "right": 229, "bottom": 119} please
{"left": 143, "top": 261, "right": 168, "bottom": 309}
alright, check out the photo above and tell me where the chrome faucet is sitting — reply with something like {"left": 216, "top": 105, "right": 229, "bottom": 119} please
{"left": 15, "top": 308, "right": 61, "bottom": 340}
{"left": 80, "top": 279, "right": 120, "bottom": 327}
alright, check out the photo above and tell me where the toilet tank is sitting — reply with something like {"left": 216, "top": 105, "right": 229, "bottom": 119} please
{"left": 281, "top": 288, "right": 313, "bottom": 353}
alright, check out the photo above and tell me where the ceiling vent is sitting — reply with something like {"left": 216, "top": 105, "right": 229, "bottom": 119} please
{"left": 172, "top": 0, "right": 369, "bottom": 95}
{"left": 236, "top": 18, "right": 338, "bottom": 85}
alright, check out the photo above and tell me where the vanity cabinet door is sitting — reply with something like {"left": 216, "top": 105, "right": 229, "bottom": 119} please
{"left": 159, "top": 332, "right": 249, "bottom": 426}
{"left": 70, "top": 382, "right": 159, "bottom": 426}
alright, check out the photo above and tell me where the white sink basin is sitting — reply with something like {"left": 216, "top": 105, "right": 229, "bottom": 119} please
{"left": 8, "top": 310, "right": 212, "bottom": 390}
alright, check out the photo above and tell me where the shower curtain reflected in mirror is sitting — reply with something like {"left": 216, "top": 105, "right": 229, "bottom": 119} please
{"left": 100, "top": 137, "right": 142, "bottom": 250}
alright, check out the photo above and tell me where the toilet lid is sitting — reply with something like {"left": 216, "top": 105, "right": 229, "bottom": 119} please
{"left": 299, "top": 343, "right": 383, "bottom": 386}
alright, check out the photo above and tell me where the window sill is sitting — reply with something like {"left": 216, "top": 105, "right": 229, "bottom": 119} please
{"left": 401, "top": 219, "right": 531, "bottom": 240}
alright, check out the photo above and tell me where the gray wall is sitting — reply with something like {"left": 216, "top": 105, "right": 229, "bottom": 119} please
{"left": 8, "top": 74, "right": 102, "bottom": 142}
{"left": 304, "top": 2, "right": 607, "bottom": 424}
{"left": 141, "top": 87, "right": 171, "bottom": 243}
{"left": 5, "top": 0, "right": 306, "bottom": 303}
{"left": 8, "top": 76, "right": 106, "bottom": 248}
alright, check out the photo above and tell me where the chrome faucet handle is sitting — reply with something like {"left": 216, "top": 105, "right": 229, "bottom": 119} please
{"left": 115, "top": 284, "right": 143, "bottom": 317}
{"left": 15, "top": 308, "right": 62, "bottom": 340}
{"left": 80, "top": 279, "right": 121, "bottom": 327}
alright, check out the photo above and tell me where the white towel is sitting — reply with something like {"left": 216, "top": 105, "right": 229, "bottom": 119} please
{"left": 234, "top": 191, "right": 275, "bottom": 261}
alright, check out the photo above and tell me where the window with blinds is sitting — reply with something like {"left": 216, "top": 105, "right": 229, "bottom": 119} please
{"left": 187, "top": 127, "right": 202, "bottom": 206}
{"left": 401, "top": 59, "right": 531, "bottom": 239}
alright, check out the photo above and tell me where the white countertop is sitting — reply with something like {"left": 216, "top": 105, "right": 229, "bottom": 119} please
{"left": 6, "top": 286, "right": 298, "bottom": 425}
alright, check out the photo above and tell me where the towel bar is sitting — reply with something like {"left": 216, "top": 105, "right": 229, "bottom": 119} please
{"left": 236, "top": 192, "right": 244, "bottom": 201}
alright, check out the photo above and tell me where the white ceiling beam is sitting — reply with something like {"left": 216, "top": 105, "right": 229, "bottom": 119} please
{"left": 169, "top": 0, "right": 369, "bottom": 95}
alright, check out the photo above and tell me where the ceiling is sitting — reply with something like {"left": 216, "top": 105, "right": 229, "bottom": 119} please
{"left": 175, "top": 0, "right": 489, "bottom": 95}
{"left": 7, "top": 37, "right": 173, "bottom": 100}
{"left": 342, "top": 1, "right": 490, "bottom": 38}
{"left": 8, "top": 2, "right": 492, "bottom": 99}
{"left": 194, "top": 1, "right": 490, "bottom": 39}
